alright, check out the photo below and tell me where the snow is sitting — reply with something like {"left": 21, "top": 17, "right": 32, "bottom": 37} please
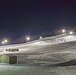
{"left": 0, "top": 34, "right": 76, "bottom": 75}
{"left": 0, "top": 64, "right": 76, "bottom": 75}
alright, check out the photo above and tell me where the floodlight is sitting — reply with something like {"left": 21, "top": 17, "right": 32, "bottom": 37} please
{"left": 40, "top": 36, "right": 42, "bottom": 39}
{"left": 4, "top": 39, "right": 8, "bottom": 43}
{"left": 62, "top": 29, "right": 66, "bottom": 33}
{"left": 69, "top": 31, "right": 73, "bottom": 34}
{"left": 2, "top": 41, "right": 5, "bottom": 44}
{"left": 26, "top": 36, "right": 30, "bottom": 41}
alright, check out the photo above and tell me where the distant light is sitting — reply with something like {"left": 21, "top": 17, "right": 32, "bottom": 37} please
{"left": 2, "top": 41, "right": 5, "bottom": 44}
{"left": 40, "top": 36, "right": 42, "bottom": 39}
{"left": 4, "top": 39, "right": 8, "bottom": 43}
{"left": 2, "top": 39, "right": 8, "bottom": 45}
{"left": 26, "top": 36, "right": 30, "bottom": 41}
{"left": 62, "top": 29, "right": 66, "bottom": 33}
{"left": 69, "top": 31, "right": 73, "bottom": 34}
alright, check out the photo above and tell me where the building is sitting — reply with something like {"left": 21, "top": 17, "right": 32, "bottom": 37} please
{"left": 0, "top": 54, "right": 17, "bottom": 64}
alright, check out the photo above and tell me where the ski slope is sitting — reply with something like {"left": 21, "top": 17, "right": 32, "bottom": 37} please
{"left": 0, "top": 34, "right": 76, "bottom": 75}
{"left": 0, "top": 34, "right": 76, "bottom": 50}
{"left": 0, "top": 34, "right": 76, "bottom": 65}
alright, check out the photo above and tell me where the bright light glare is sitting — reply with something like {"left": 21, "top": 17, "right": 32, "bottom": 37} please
{"left": 4, "top": 39, "right": 8, "bottom": 43}
{"left": 40, "top": 36, "right": 42, "bottom": 39}
{"left": 62, "top": 29, "right": 66, "bottom": 33}
{"left": 2, "top": 41, "right": 5, "bottom": 44}
{"left": 26, "top": 36, "right": 30, "bottom": 41}
{"left": 2, "top": 39, "right": 8, "bottom": 44}
{"left": 69, "top": 31, "right": 73, "bottom": 34}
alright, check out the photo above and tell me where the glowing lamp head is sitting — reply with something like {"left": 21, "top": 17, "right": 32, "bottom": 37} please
{"left": 26, "top": 36, "right": 30, "bottom": 41}
{"left": 69, "top": 31, "right": 73, "bottom": 34}
{"left": 62, "top": 29, "right": 66, "bottom": 33}
{"left": 4, "top": 39, "right": 8, "bottom": 43}
{"left": 40, "top": 36, "right": 42, "bottom": 39}
{"left": 2, "top": 41, "right": 5, "bottom": 44}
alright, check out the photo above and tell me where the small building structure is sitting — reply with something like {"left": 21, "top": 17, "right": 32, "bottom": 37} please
{"left": 0, "top": 54, "right": 17, "bottom": 64}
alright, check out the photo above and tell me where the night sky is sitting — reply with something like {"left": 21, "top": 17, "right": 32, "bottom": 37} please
{"left": 0, "top": 0, "right": 76, "bottom": 41}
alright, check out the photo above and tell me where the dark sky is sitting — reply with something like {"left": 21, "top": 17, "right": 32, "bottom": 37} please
{"left": 0, "top": 0, "right": 76, "bottom": 41}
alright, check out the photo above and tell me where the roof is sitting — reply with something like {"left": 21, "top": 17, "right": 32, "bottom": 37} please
{"left": 1, "top": 54, "right": 16, "bottom": 57}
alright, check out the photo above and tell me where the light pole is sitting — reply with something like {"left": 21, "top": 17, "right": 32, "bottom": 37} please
{"left": 2, "top": 39, "right": 8, "bottom": 45}
{"left": 2, "top": 39, "right": 8, "bottom": 51}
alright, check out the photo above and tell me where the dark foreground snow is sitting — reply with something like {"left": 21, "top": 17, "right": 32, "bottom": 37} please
{"left": 0, "top": 64, "right": 76, "bottom": 75}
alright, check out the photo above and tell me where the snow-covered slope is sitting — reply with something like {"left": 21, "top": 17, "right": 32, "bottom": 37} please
{"left": 0, "top": 34, "right": 76, "bottom": 49}
{"left": 0, "top": 34, "right": 76, "bottom": 65}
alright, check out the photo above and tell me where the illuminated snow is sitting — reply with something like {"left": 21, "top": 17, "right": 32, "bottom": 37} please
{"left": 0, "top": 34, "right": 76, "bottom": 75}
